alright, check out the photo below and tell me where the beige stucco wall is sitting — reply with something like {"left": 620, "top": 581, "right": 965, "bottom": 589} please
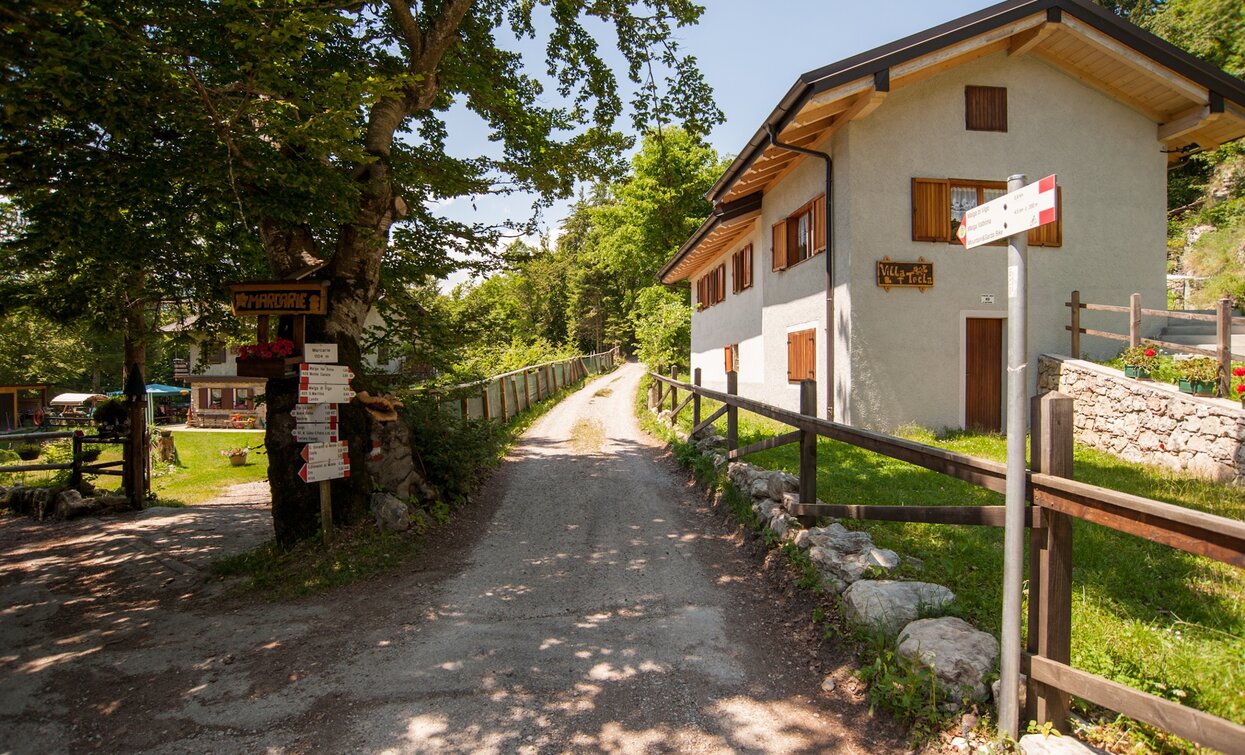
{"left": 836, "top": 50, "right": 1167, "bottom": 430}
{"left": 689, "top": 227, "right": 766, "bottom": 398}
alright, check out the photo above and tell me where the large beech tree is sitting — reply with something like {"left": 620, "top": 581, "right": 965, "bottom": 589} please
{"left": 2, "top": 1, "right": 720, "bottom": 542}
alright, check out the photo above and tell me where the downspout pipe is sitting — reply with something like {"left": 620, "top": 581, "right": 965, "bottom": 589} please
{"left": 766, "top": 125, "right": 834, "bottom": 420}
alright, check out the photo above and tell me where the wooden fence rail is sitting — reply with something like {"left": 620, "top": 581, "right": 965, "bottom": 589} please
{"left": 0, "top": 430, "right": 128, "bottom": 485}
{"left": 431, "top": 347, "right": 619, "bottom": 423}
{"left": 1066, "top": 290, "right": 1245, "bottom": 396}
{"left": 647, "top": 370, "right": 1245, "bottom": 750}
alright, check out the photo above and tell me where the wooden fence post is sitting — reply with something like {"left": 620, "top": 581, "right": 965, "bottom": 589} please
{"left": 669, "top": 366, "right": 678, "bottom": 413}
{"left": 1030, "top": 391, "right": 1075, "bottom": 732}
{"left": 70, "top": 432, "right": 83, "bottom": 489}
{"left": 460, "top": 397, "right": 468, "bottom": 420}
{"left": 1129, "top": 292, "right": 1142, "bottom": 348}
{"left": 498, "top": 377, "right": 508, "bottom": 422}
{"left": 1069, "top": 290, "right": 1081, "bottom": 358}
{"left": 798, "top": 379, "right": 818, "bottom": 525}
{"left": 481, "top": 385, "right": 491, "bottom": 421}
{"left": 692, "top": 368, "right": 702, "bottom": 430}
{"left": 1217, "top": 297, "right": 1232, "bottom": 398}
{"left": 523, "top": 371, "right": 531, "bottom": 408}
{"left": 512, "top": 376, "right": 521, "bottom": 413}
{"left": 726, "top": 371, "right": 738, "bottom": 453}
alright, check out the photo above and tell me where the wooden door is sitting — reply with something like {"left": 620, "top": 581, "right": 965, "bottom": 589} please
{"left": 965, "top": 318, "right": 1003, "bottom": 432}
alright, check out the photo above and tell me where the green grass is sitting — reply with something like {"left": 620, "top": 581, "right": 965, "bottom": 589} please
{"left": 151, "top": 430, "right": 268, "bottom": 505}
{"left": 647, "top": 385, "right": 1245, "bottom": 743}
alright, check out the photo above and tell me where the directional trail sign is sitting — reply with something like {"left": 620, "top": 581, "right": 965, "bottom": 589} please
{"left": 293, "top": 424, "right": 339, "bottom": 443}
{"left": 301, "top": 440, "right": 348, "bottom": 465}
{"left": 299, "top": 458, "right": 350, "bottom": 483}
{"left": 303, "top": 343, "right": 339, "bottom": 364}
{"left": 958, "top": 174, "right": 1057, "bottom": 249}
{"left": 298, "top": 383, "right": 356, "bottom": 404}
{"left": 292, "top": 403, "right": 338, "bottom": 424}
{"left": 300, "top": 363, "right": 353, "bottom": 383}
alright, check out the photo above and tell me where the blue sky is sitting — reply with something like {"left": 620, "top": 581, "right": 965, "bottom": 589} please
{"left": 434, "top": 0, "right": 991, "bottom": 286}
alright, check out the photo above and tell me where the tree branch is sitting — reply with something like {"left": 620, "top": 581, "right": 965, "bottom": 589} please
{"left": 384, "top": 0, "right": 424, "bottom": 61}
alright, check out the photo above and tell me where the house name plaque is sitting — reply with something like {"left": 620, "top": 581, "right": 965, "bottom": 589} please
{"left": 876, "top": 257, "right": 933, "bottom": 292}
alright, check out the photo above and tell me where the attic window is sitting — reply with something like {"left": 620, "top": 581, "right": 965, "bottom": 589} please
{"left": 965, "top": 86, "right": 1007, "bottom": 132}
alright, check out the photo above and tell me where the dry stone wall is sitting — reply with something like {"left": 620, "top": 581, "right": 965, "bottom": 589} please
{"left": 1038, "top": 355, "right": 1245, "bottom": 484}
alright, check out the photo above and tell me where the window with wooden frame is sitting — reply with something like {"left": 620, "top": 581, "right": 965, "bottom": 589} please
{"left": 912, "top": 177, "right": 1062, "bottom": 246}
{"left": 205, "top": 342, "right": 227, "bottom": 365}
{"left": 786, "top": 328, "right": 816, "bottom": 384}
{"left": 696, "top": 263, "right": 727, "bottom": 309}
{"left": 965, "top": 86, "right": 1007, "bottom": 132}
{"left": 772, "top": 194, "right": 826, "bottom": 271}
{"left": 731, "top": 244, "right": 753, "bottom": 293}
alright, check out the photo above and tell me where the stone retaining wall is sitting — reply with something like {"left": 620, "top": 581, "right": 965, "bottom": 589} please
{"left": 1038, "top": 354, "right": 1245, "bottom": 484}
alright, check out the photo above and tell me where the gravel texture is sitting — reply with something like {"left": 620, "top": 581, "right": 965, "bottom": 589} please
{"left": 0, "top": 362, "right": 903, "bottom": 753}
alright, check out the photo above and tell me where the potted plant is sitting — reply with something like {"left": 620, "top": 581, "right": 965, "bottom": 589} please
{"left": 14, "top": 443, "right": 42, "bottom": 461}
{"left": 1120, "top": 345, "right": 1159, "bottom": 379}
{"left": 220, "top": 446, "right": 249, "bottom": 466}
{"left": 235, "top": 337, "right": 299, "bottom": 378}
{"left": 92, "top": 397, "right": 130, "bottom": 437}
{"left": 1177, "top": 357, "right": 1219, "bottom": 396}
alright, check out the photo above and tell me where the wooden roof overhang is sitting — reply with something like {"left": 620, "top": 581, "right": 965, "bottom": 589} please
{"left": 663, "top": 0, "right": 1245, "bottom": 284}
{"left": 660, "top": 192, "right": 762, "bottom": 284}
{"left": 706, "top": 0, "right": 1245, "bottom": 207}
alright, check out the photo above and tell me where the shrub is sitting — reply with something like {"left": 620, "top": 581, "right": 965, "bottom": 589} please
{"left": 403, "top": 397, "right": 509, "bottom": 507}
{"left": 631, "top": 285, "right": 690, "bottom": 373}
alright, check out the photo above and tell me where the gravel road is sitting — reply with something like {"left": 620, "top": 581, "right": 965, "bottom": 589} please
{"left": 0, "top": 361, "right": 903, "bottom": 753}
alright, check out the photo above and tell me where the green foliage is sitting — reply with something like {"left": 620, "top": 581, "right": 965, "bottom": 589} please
{"left": 1176, "top": 356, "right": 1219, "bottom": 382}
{"left": 402, "top": 397, "right": 512, "bottom": 508}
{"left": 1119, "top": 344, "right": 1160, "bottom": 371}
{"left": 856, "top": 631, "right": 948, "bottom": 743}
{"left": 150, "top": 430, "right": 266, "bottom": 505}
{"left": 632, "top": 285, "right": 691, "bottom": 372}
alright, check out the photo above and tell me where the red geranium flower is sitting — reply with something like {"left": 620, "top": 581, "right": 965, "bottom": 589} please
{"left": 1144, "top": 348, "right": 1156, "bottom": 358}
{"left": 1233, "top": 366, "right": 1245, "bottom": 378}
{"left": 1237, "top": 384, "right": 1245, "bottom": 395}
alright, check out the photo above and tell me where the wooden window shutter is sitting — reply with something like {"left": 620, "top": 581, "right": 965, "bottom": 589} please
{"left": 743, "top": 244, "right": 752, "bottom": 289}
{"left": 912, "top": 178, "right": 951, "bottom": 242}
{"left": 772, "top": 221, "right": 788, "bottom": 271}
{"left": 812, "top": 194, "right": 826, "bottom": 254}
{"left": 221, "top": 388, "right": 234, "bottom": 409}
{"left": 198, "top": 388, "right": 209, "bottom": 411}
{"left": 1028, "top": 186, "right": 1063, "bottom": 247}
{"left": 786, "top": 215, "right": 801, "bottom": 267}
{"left": 965, "top": 85, "right": 1007, "bottom": 132}
{"left": 804, "top": 330, "right": 816, "bottom": 380}
{"left": 724, "top": 345, "right": 733, "bottom": 374}
{"left": 716, "top": 264, "right": 726, "bottom": 301}
{"left": 786, "top": 333, "right": 795, "bottom": 382}
{"left": 731, "top": 252, "right": 739, "bottom": 293}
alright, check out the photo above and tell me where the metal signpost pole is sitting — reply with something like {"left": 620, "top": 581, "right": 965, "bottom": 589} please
{"left": 999, "top": 173, "right": 1029, "bottom": 742}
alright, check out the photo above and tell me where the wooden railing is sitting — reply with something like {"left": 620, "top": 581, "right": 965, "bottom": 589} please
{"left": 0, "top": 429, "right": 127, "bottom": 486}
{"left": 648, "top": 368, "right": 1245, "bottom": 752}
{"left": 1066, "top": 290, "right": 1245, "bottom": 396}
{"left": 433, "top": 347, "right": 620, "bottom": 422}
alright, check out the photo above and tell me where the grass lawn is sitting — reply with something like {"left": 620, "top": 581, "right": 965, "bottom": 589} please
{"left": 151, "top": 430, "right": 268, "bottom": 505}
{"left": 649, "top": 385, "right": 1245, "bottom": 741}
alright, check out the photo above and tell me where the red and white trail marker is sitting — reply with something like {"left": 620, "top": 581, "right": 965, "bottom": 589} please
{"left": 298, "top": 457, "right": 350, "bottom": 483}
{"left": 959, "top": 174, "right": 1057, "bottom": 249}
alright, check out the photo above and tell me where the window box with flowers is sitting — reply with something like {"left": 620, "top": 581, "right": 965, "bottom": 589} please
{"left": 1176, "top": 357, "right": 1219, "bottom": 396}
{"left": 235, "top": 338, "right": 300, "bottom": 378}
{"left": 1120, "top": 345, "right": 1159, "bottom": 380}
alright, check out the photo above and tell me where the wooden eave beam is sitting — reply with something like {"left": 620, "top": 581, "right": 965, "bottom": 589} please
{"left": 1060, "top": 14, "right": 1208, "bottom": 105}
{"left": 890, "top": 13, "right": 1045, "bottom": 82}
{"left": 1158, "top": 95, "right": 1225, "bottom": 143}
{"left": 1008, "top": 21, "right": 1055, "bottom": 57}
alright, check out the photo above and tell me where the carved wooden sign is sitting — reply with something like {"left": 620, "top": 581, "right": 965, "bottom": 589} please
{"left": 229, "top": 281, "right": 330, "bottom": 316}
{"left": 876, "top": 257, "right": 933, "bottom": 292}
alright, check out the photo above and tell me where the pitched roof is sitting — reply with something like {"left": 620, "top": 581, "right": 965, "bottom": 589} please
{"left": 662, "top": 0, "right": 1245, "bottom": 284}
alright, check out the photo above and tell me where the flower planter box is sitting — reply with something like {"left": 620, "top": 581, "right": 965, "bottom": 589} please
{"left": 1124, "top": 365, "right": 1150, "bottom": 379}
{"left": 236, "top": 356, "right": 300, "bottom": 378}
{"left": 227, "top": 453, "right": 247, "bottom": 467}
{"left": 1177, "top": 378, "right": 1217, "bottom": 396}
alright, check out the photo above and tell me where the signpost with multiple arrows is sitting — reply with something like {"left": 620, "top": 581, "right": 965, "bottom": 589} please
{"left": 295, "top": 345, "right": 353, "bottom": 543}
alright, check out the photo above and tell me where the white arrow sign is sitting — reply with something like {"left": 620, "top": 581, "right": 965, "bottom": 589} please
{"left": 958, "top": 174, "right": 1057, "bottom": 249}
{"left": 292, "top": 403, "right": 338, "bottom": 423}
{"left": 303, "top": 343, "right": 339, "bottom": 364}
{"left": 292, "top": 424, "right": 339, "bottom": 443}
{"left": 301, "top": 440, "right": 348, "bottom": 464}
{"left": 299, "top": 458, "right": 350, "bottom": 483}
{"left": 298, "top": 384, "right": 356, "bottom": 404}
{"left": 300, "top": 363, "right": 353, "bottom": 384}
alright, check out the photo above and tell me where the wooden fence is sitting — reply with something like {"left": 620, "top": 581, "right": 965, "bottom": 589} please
{"left": 649, "top": 368, "right": 1245, "bottom": 752}
{"left": 1066, "top": 290, "right": 1245, "bottom": 396}
{"left": 433, "top": 347, "right": 620, "bottom": 422}
{"left": 0, "top": 429, "right": 128, "bottom": 488}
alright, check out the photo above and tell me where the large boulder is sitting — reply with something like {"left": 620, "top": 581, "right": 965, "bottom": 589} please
{"left": 897, "top": 617, "right": 999, "bottom": 701}
{"left": 370, "top": 492, "right": 411, "bottom": 532}
{"left": 806, "top": 523, "right": 900, "bottom": 588}
{"left": 767, "top": 471, "right": 798, "bottom": 500}
{"left": 842, "top": 580, "right": 956, "bottom": 637}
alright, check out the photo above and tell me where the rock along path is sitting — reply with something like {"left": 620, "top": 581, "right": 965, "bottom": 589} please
{"left": 0, "top": 362, "right": 902, "bottom": 753}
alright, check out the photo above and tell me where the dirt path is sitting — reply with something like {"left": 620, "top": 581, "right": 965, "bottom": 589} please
{"left": 0, "top": 363, "right": 903, "bottom": 753}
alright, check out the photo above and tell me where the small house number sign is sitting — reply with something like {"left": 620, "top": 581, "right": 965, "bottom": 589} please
{"left": 876, "top": 257, "right": 933, "bottom": 292}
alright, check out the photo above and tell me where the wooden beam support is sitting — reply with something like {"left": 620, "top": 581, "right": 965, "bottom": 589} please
{"left": 1032, "top": 48, "right": 1167, "bottom": 122}
{"left": 691, "top": 405, "right": 727, "bottom": 437}
{"left": 786, "top": 502, "right": 1042, "bottom": 528}
{"left": 728, "top": 430, "right": 801, "bottom": 461}
{"left": 1158, "top": 99, "right": 1224, "bottom": 143}
{"left": 1008, "top": 21, "right": 1055, "bottom": 57}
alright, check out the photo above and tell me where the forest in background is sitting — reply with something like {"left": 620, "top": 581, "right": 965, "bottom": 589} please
{"left": 1, "top": 0, "right": 1242, "bottom": 392}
